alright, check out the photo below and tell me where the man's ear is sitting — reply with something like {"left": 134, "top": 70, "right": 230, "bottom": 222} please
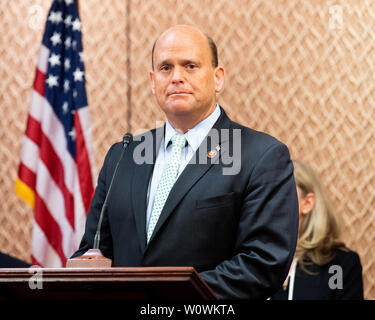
{"left": 149, "top": 70, "right": 155, "bottom": 95}
{"left": 214, "top": 66, "right": 225, "bottom": 93}
{"left": 301, "top": 192, "right": 315, "bottom": 216}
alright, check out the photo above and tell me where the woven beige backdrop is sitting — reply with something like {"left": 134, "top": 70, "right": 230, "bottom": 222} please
{"left": 0, "top": 0, "right": 374, "bottom": 299}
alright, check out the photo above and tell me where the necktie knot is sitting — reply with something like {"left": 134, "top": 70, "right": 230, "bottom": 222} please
{"left": 171, "top": 134, "right": 186, "bottom": 149}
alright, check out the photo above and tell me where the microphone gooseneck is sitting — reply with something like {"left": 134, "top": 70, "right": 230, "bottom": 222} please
{"left": 93, "top": 133, "right": 133, "bottom": 249}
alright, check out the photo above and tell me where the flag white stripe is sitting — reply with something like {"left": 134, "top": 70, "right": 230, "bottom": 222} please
{"left": 20, "top": 136, "right": 39, "bottom": 173}
{"left": 32, "top": 221, "right": 62, "bottom": 267}
{"left": 37, "top": 45, "right": 49, "bottom": 74}
{"left": 28, "top": 90, "right": 45, "bottom": 121}
{"left": 36, "top": 160, "right": 76, "bottom": 258}
{"left": 77, "top": 107, "right": 97, "bottom": 184}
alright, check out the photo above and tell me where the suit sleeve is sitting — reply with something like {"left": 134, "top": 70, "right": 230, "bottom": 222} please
{"left": 199, "top": 142, "right": 299, "bottom": 299}
{"left": 70, "top": 144, "right": 118, "bottom": 259}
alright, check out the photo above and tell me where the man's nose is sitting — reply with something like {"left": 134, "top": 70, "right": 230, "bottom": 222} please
{"left": 171, "top": 66, "right": 185, "bottom": 84}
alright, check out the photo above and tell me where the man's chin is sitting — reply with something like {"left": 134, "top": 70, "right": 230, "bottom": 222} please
{"left": 164, "top": 103, "right": 193, "bottom": 115}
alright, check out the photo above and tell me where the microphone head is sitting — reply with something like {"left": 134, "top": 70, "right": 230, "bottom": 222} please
{"left": 122, "top": 133, "right": 133, "bottom": 146}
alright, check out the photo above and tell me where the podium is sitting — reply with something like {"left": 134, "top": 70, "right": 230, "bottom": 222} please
{"left": 0, "top": 267, "right": 217, "bottom": 300}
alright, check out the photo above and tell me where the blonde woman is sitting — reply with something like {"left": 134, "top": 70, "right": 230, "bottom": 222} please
{"left": 271, "top": 160, "right": 363, "bottom": 300}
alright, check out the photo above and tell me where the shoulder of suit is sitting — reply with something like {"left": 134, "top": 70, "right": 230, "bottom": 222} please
{"left": 228, "top": 118, "right": 286, "bottom": 150}
{"left": 332, "top": 248, "right": 362, "bottom": 268}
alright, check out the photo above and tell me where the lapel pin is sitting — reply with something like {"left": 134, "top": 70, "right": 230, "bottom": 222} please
{"left": 207, "top": 150, "right": 217, "bottom": 158}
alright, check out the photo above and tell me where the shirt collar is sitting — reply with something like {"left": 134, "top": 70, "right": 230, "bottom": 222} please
{"left": 164, "top": 104, "right": 221, "bottom": 152}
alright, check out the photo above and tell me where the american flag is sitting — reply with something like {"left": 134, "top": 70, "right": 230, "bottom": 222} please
{"left": 15, "top": 0, "right": 95, "bottom": 267}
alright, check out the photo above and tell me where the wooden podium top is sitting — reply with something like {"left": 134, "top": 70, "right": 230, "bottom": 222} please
{"left": 0, "top": 266, "right": 217, "bottom": 300}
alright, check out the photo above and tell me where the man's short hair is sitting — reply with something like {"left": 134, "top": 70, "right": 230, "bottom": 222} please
{"left": 151, "top": 33, "right": 219, "bottom": 69}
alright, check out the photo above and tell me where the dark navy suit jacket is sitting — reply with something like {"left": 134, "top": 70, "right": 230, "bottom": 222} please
{"left": 73, "top": 107, "right": 299, "bottom": 299}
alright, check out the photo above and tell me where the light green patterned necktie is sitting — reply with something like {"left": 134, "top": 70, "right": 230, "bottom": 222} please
{"left": 146, "top": 134, "right": 187, "bottom": 243}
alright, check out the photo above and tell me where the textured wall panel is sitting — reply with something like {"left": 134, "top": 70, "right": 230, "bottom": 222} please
{"left": 0, "top": 0, "right": 373, "bottom": 299}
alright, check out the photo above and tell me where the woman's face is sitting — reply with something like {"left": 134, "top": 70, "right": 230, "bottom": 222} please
{"left": 296, "top": 186, "right": 315, "bottom": 231}
{"left": 296, "top": 186, "right": 304, "bottom": 218}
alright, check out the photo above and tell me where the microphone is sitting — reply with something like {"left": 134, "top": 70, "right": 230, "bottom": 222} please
{"left": 66, "top": 133, "right": 133, "bottom": 267}
{"left": 122, "top": 132, "right": 133, "bottom": 147}
{"left": 93, "top": 133, "right": 133, "bottom": 249}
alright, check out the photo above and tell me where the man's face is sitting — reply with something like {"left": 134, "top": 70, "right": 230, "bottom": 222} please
{"left": 150, "top": 26, "right": 224, "bottom": 126}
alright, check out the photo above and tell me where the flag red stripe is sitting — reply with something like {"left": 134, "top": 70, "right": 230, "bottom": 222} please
{"left": 25, "top": 116, "right": 75, "bottom": 230}
{"left": 24, "top": 115, "right": 41, "bottom": 146}
{"left": 74, "top": 112, "right": 94, "bottom": 213}
{"left": 34, "top": 194, "right": 66, "bottom": 266}
{"left": 31, "top": 255, "right": 42, "bottom": 267}
{"left": 33, "top": 69, "right": 46, "bottom": 97}
{"left": 18, "top": 162, "right": 36, "bottom": 191}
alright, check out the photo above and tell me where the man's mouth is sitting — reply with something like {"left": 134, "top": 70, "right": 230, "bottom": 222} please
{"left": 168, "top": 91, "right": 191, "bottom": 96}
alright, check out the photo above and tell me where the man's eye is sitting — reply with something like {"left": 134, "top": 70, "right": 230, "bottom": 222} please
{"left": 161, "top": 65, "right": 170, "bottom": 71}
{"left": 187, "top": 64, "right": 196, "bottom": 69}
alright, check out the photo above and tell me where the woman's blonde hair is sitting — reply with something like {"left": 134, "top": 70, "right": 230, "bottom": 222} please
{"left": 293, "top": 160, "right": 346, "bottom": 271}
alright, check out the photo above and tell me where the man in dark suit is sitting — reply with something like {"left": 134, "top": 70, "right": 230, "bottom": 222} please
{"left": 72, "top": 25, "right": 299, "bottom": 299}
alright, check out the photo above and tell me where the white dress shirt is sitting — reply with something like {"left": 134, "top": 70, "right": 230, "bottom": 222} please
{"left": 145, "top": 104, "right": 221, "bottom": 231}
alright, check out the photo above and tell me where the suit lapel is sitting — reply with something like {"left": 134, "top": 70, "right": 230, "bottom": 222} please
{"left": 131, "top": 127, "right": 164, "bottom": 252}
{"left": 146, "top": 108, "right": 232, "bottom": 245}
